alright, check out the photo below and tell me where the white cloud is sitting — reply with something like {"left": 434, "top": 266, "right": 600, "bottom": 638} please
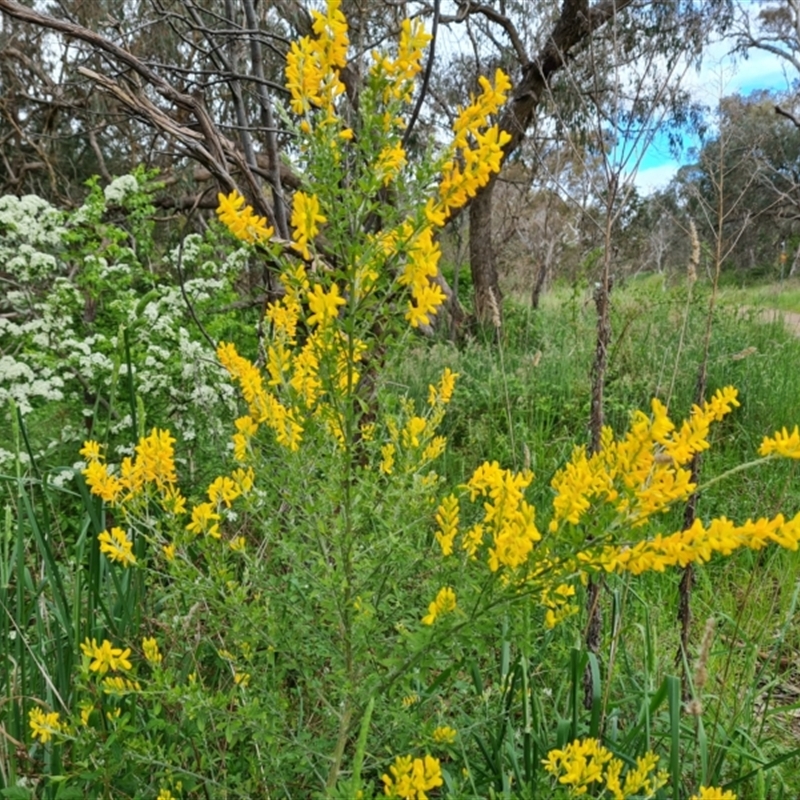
{"left": 633, "top": 24, "right": 794, "bottom": 193}
{"left": 634, "top": 162, "right": 683, "bottom": 195}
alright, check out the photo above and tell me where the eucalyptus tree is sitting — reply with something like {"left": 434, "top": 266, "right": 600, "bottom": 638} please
{"left": 0, "top": 0, "right": 732, "bottom": 321}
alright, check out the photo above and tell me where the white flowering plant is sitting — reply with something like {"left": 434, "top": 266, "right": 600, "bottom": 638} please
{"left": 0, "top": 167, "right": 258, "bottom": 481}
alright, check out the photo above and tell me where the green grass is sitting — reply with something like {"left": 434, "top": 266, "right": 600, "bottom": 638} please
{"left": 389, "top": 274, "right": 800, "bottom": 796}
{"left": 5, "top": 274, "right": 800, "bottom": 797}
{"left": 719, "top": 277, "right": 800, "bottom": 315}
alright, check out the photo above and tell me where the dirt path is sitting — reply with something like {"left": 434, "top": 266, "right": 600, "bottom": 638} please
{"left": 737, "top": 307, "right": 800, "bottom": 337}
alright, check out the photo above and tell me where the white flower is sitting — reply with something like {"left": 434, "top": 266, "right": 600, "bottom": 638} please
{"left": 103, "top": 174, "right": 140, "bottom": 204}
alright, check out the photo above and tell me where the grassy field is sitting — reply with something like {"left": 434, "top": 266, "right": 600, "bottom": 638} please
{"left": 4, "top": 271, "right": 800, "bottom": 798}
{"left": 718, "top": 277, "right": 800, "bottom": 315}
{"left": 389, "top": 274, "right": 800, "bottom": 795}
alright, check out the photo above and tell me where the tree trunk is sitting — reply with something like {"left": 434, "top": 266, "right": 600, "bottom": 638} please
{"left": 469, "top": 182, "right": 502, "bottom": 326}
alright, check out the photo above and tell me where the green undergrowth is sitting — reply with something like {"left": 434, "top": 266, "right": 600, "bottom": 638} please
{"left": 387, "top": 275, "right": 800, "bottom": 796}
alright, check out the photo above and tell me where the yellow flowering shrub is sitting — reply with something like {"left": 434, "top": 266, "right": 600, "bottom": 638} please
{"left": 544, "top": 737, "right": 667, "bottom": 799}
{"left": 53, "top": 2, "right": 799, "bottom": 797}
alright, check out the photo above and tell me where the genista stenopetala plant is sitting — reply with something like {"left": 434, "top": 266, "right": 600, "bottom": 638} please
{"left": 16, "top": 1, "right": 798, "bottom": 797}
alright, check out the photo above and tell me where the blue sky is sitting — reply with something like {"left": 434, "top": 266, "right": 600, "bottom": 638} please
{"left": 634, "top": 41, "right": 794, "bottom": 193}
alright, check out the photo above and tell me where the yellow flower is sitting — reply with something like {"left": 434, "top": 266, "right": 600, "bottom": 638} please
{"left": 759, "top": 425, "right": 800, "bottom": 458}
{"left": 186, "top": 501, "right": 221, "bottom": 538}
{"left": 157, "top": 791, "right": 175, "bottom": 800}
{"left": 102, "top": 675, "right": 141, "bottom": 694}
{"left": 161, "top": 485, "right": 187, "bottom": 515}
{"left": 291, "top": 191, "right": 327, "bottom": 259}
{"left": 382, "top": 754, "right": 443, "bottom": 800}
{"left": 216, "top": 190, "right": 274, "bottom": 244}
{"left": 307, "top": 282, "right": 346, "bottom": 327}
{"left": 82, "top": 459, "right": 123, "bottom": 503}
{"left": 428, "top": 368, "right": 459, "bottom": 406}
{"left": 208, "top": 475, "right": 241, "bottom": 508}
{"left": 163, "top": 543, "right": 176, "bottom": 561}
{"left": 29, "top": 707, "right": 63, "bottom": 743}
{"left": 401, "top": 416, "right": 427, "bottom": 448}
{"left": 376, "top": 142, "right": 407, "bottom": 185}
{"left": 434, "top": 495, "right": 459, "bottom": 556}
{"left": 98, "top": 527, "right": 136, "bottom": 567}
{"left": 80, "top": 440, "right": 103, "bottom": 461}
{"left": 421, "top": 586, "right": 456, "bottom": 625}
{"left": 380, "top": 443, "right": 396, "bottom": 475}
{"left": 690, "top": 789, "right": 737, "bottom": 800}
{"left": 432, "top": 725, "right": 457, "bottom": 744}
{"left": 234, "top": 671, "right": 251, "bottom": 687}
{"left": 81, "top": 638, "right": 132, "bottom": 675}
{"left": 142, "top": 636, "right": 162, "bottom": 666}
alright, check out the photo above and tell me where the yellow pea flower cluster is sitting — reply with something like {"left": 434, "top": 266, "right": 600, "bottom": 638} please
{"left": 285, "top": 0, "right": 348, "bottom": 120}
{"left": 379, "top": 369, "right": 457, "bottom": 475}
{"left": 543, "top": 737, "right": 666, "bottom": 799}
{"left": 690, "top": 788, "right": 737, "bottom": 800}
{"left": 29, "top": 707, "right": 64, "bottom": 744}
{"left": 434, "top": 462, "right": 540, "bottom": 572}
{"left": 185, "top": 466, "right": 254, "bottom": 540}
{"left": 421, "top": 586, "right": 456, "bottom": 626}
{"left": 586, "top": 511, "right": 800, "bottom": 576}
{"left": 431, "top": 725, "right": 457, "bottom": 744}
{"left": 216, "top": 189, "right": 273, "bottom": 244}
{"left": 218, "top": 341, "right": 303, "bottom": 451}
{"left": 142, "top": 636, "right": 163, "bottom": 666}
{"left": 102, "top": 675, "right": 142, "bottom": 695}
{"left": 370, "top": 18, "right": 431, "bottom": 102}
{"left": 540, "top": 582, "right": 578, "bottom": 630}
{"left": 98, "top": 526, "right": 136, "bottom": 567}
{"left": 759, "top": 424, "right": 800, "bottom": 458}
{"left": 290, "top": 191, "right": 327, "bottom": 260}
{"left": 381, "top": 753, "right": 443, "bottom": 799}
{"left": 81, "top": 638, "right": 132, "bottom": 675}
{"left": 550, "top": 387, "right": 740, "bottom": 530}
{"left": 81, "top": 428, "right": 182, "bottom": 507}
{"left": 426, "top": 69, "right": 512, "bottom": 227}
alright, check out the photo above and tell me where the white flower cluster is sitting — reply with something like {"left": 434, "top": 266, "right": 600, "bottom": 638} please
{"left": 0, "top": 195, "right": 66, "bottom": 284}
{"left": 1, "top": 180, "right": 244, "bottom": 470}
{"left": 103, "top": 174, "right": 141, "bottom": 205}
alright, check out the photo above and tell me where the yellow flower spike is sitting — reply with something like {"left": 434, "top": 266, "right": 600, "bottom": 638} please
{"left": 759, "top": 424, "right": 800, "bottom": 458}
{"left": 291, "top": 191, "right": 327, "bottom": 260}
{"left": 186, "top": 502, "right": 222, "bottom": 538}
{"left": 29, "top": 707, "right": 63, "bottom": 744}
{"left": 421, "top": 586, "right": 456, "bottom": 625}
{"left": 306, "top": 282, "right": 346, "bottom": 327}
{"left": 432, "top": 725, "right": 457, "bottom": 744}
{"left": 80, "top": 440, "right": 103, "bottom": 462}
{"left": 380, "top": 443, "right": 396, "bottom": 475}
{"left": 690, "top": 789, "right": 738, "bottom": 800}
{"left": 434, "top": 494, "right": 459, "bottom": 556}
{"left": 376, "top": 142, "right": 407, "bottom": 185}
{"left": 80, "top": 638, "right": 132, "bottom": 675}
{"left": 98, "top": 527, "right": 136, "bottom": 567}
{"left": 208, "top": 475, "right": 241, "bottom": 508}
{"left": 382, "top": 753, "right": 443, "bottom": 800}
{"left": 82, "top": 459, "right": 123, "bottom": 504}
{"left": 216, "top": 190, "right": 274, "bottom": 244}
{"left": 142, "top": 636, "right": 163, "bottom": 666}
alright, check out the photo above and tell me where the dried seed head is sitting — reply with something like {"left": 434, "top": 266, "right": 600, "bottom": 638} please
{"left": 488, "top": 288, "right": 501, "bottom": 330}
{"left": 685, "top": 698, "right": 704, "bottom": 716}
{"left": 694, "top": 616, "right": 715, "bottom": 694}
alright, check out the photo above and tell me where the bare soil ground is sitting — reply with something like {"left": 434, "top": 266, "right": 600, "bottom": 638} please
{"left": 741, "top": 307, "right": 800, "bottom": 337}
